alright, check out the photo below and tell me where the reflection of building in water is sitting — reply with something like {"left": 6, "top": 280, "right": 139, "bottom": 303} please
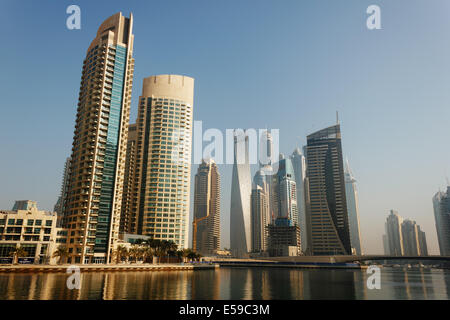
{"left": 352, "top": 270, "right": 367, "bottom": 300}
{"left": 308, "top": 270, "right": 356, "bottom": 299}
{"left": 228, "top": 268, "right": 253, "bottom": 300}
{"left": 288, "top": 270, "right": 305, "bottom": 299}
{"left": 190, "top": 269, "right": 221, "bottom": 300}
{"left": 248, "top": 269, "right": 271, "bottom": 299}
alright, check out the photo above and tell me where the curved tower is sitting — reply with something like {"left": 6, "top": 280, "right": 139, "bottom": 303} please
{"left": 230, "top": 130, "right": 252, "bottom": 257}
{"left": 305, "top": 124, "right": 351, "bottom": 255}
{"left": 63, "top": 12, "right": 135, "bottom": 264}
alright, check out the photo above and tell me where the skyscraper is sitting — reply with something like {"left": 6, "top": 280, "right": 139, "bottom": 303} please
{"left": 120, "top": 123, "right": 137, "bottom": 233}
{"left": 251, "top": 184, "right": 269, "bottom": 253}
{"left": 305, "top": 124, "right": 351, "bottom": 255}
{"left": 384, "top": 210, "right": 404, "bottom": 256}
{"left": 192, "top": 159, "right": 220, "bottom": 256}
{"left": 344, "top": 160, "right": 363, "bottom": 255}
{"left": 401, "top": 219, "right": 421, "bottom": 256}
{"left": 432, "top": 186, "right": 450, "bottom": 256}
{"left": 131, "top": 75, "right": 194, "bottom": 249}
{"left": 274, "top": 157, "right": 298, "bottom": 225}
{"left": 63, "top": 12, "right": 135, "bottom": 264}
{"left": 54, "top": 157, "right": 71, "bottom": 227}
{"left": 230, "top": 130, "right": 252, "bottom": 257}
{"left": 291, "top": 148, "right": 307, "bottom": 250}
{"left": 417, "top": 227, "right": 428, "bottom": 256}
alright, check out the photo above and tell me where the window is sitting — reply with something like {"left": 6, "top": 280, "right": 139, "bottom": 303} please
{"left": 8, "top": 219, "right": 15, "bottom": 225}
{"left": 27, "top": 220, "right": 34, "bottom": 226}
{"left": 35, "top": 220, "right": 42, "bottom": 226}
{"left": 45, "top": 220, "right": 52, "bottom": 227}
{"left": 16, "top": 219, "right": 23, "bottom": 225}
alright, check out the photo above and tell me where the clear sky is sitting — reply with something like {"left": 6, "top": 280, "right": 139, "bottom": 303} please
{"left": 1, "top": 0, "right": 449, "bottom": 254}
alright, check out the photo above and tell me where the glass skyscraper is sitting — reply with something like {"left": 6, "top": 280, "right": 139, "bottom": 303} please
{"left": 305, "top": 124, "right": 351, "bottom": 255}
{"left": 344, "top": 160, "right": 363, "bottom": 255}
{"left": 230, "top": 130, "right": 252, "bottom": 257}
{"left": 433, "top": 186, "right": 450, "bottom": 256}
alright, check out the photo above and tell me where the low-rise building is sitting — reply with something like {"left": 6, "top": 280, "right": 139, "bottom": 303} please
{"left": 0, "top": 201, "right": 62, "bottom": 264}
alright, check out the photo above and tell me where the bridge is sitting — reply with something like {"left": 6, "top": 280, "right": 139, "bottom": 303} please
{"left": 263, "top": 255, "right": 450, "bottom": 264}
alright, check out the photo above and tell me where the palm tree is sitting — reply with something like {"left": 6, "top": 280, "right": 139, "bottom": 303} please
{"left": 128, "top": 245, "right": 140, "bottom": 263}
{"left": 113, "top": 245, "right": 128, "bottom": 264}
{"left": 175, "top": 250, "right": 184, "bottom": 263}
{"left": 141, "top": 246, "right": 153, "bottom": 263}
{"left": 9, "top": 245, "right": 27, "bottom": 264}
{"left": 52, "top": 245, "right": 68, "bottom": 265}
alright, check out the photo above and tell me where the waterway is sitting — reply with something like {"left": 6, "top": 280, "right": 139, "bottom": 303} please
{"left": 0, "top": 267, "right": 449, "bottom": 300}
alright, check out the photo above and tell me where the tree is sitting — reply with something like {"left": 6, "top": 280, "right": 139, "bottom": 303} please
{"left": 113, "top": 245, "right": 128, "bottom": 264}
{"left": 52, "top": 245, "right": 68, "bottom": 265}
{"left": 128, "top": 245, "right": 140, "bottom": 263}
{"left": 10, "top": 245, "right": 27, "bottom": 264}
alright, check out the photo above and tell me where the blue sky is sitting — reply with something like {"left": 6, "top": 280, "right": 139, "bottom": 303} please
{"left": 1, "top": 0, "right": 449, "bottom": 254}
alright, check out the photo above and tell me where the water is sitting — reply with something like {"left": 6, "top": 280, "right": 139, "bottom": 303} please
{"left": 0, "top": 267, "right": 449, "bottom": 300}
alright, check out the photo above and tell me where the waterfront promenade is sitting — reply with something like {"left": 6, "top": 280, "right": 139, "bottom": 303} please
{"left": 0, "top": 263, "right": 218, "bottom": 273}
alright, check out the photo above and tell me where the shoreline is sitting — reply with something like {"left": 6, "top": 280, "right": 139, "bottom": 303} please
{"left": 0, "top": 263, "right": 218, "bottom": 273}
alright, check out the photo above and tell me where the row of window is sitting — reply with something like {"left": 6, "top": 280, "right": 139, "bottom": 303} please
{"left": 0, "top": 219, "right": 52, "bottom": 226}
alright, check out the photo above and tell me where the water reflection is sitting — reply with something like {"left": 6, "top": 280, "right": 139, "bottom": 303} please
{"left": 0, "top": 267, "right": 449, "bottom": 300}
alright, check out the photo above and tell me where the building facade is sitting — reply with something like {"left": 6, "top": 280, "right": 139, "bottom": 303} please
{"left": 54, "top": 157, "right": 71, "bottom": 226}
{"left": 230, "top": 130, "right": 252, "bottom": 257}
{"left": 267, "top": 218, "right": 301, "bottom": 257}
{"left": 344, "top": 160, "right": 363, "bottom": 255}
{"left": 384, "top": 210, "right": 404, "bottom": 256}
{"left": 290, "top": 148, "right": 308, "bottom": 254}
{"left": 251, "top": 184, "right": 269, "bottom": 253}
{"left": 62, "top": 12, "right": 135, "bottom": 264}
{"left": 192, "top": 159, "right": 221, "bottom": 256}
{"left": 305, "top": 124, "right": 351, "bottom": 255}
{"left": 120, "top": 123, "right": 137, "bottom": 233}
{"left": 0, "top": 203, "right": 60, "bottom": 264}
{"left": 131, "top": 74, "right": 194, "bottom": 249}
{"left": 433, "top": 187, "right": 450, "bottom": 256}
{"left": 401, "top": 219, "right": 421, "bottom": 256}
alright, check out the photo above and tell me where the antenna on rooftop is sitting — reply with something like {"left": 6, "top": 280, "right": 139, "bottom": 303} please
{"left": 336, "top": 111, "right": 339, "bottom": 125}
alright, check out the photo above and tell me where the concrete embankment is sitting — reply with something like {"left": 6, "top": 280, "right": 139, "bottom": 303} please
{"left": 0, "top": 263, "right": 219, "bottom": 273}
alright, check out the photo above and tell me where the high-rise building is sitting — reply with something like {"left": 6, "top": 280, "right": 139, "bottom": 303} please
{"left": 290, "top": 148, "right": 307, "bottom": 250}
{"left": 267, "top": 218, "right": 301, "bottom": 257}
{"left": 417, "top": 226, "right": 428, "bottom": 256}
{"left": 401, "top": 219, "right": 421, "bottom": 256}
{"left": 230, "top": 130, "right": 252, "bottom": 257}
{"left": 305, "top": 124, "right": 351, "bottom": 255}
{"left": 62, "top": 12, "right": 135, "bottom": 264}
{"left": 384, "top": 210, "right": 404, "bottom": 256}
{"left": 120, "top": 123, "right": 137, "bottom": 233}
{"left": 131, "top": 75, "right": 194, "bottom": 249}
{"left": 251, "top": 184, "right": 269, "bottom": 253}
{"left": 54, "top": 157, "right": 71, "bottom": 226}
{"left": 12, "top": 200, "right": 37, "bottom": 211}
{"left": 274, "top": 157, "right": 298, "bottom": 226}
{"left": 192, "top": 159, "right": 220, "bottom": 256}
{"left": 433, "top": 186, "right": 450, "bottom": 256}
{"left": 344, "top": 160, "right": 363, "bottom": 255}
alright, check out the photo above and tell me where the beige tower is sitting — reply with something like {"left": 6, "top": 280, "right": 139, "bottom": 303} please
{"left": 63, "top": 12, "right": 135, "bottom": 264}
{"left": 192, "top": 159, "right": 221, "bottom": 256}
{"left": 120, "top": 123, "right": 137, "bottom": 233}
{"left": 132, "top": 75, "right": 194, "bottom": 249}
